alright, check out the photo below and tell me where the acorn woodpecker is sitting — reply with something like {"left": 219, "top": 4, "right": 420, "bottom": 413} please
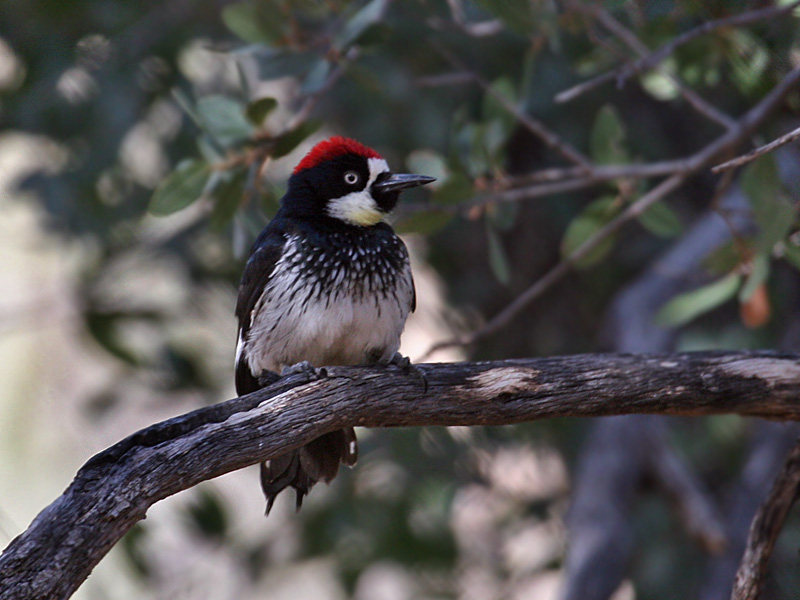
{"left": 235, "top": 136, "right": 435, "bottom": 513}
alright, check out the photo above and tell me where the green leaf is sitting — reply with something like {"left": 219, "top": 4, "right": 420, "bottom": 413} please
{"left": 638, "top": 201, "right": 683, "bottom": 238}
{"left": 739, "top": 253, "right": 770, "bottom": 302}
{"left": 245, "top": 97, "right": 277, "bottom": 126}
{"left": 655, "top": 272, "right": 742, "bottom": 327}
{"left": 334, "top": 0, "right": 390, "bottom": 50}
{"left": 149, "top": 159, "right": 209, "bottom": 216}
{"left": 209, "top": 168, "right": 247, "bottom": 229}
{"left": 487, "top": 224, "right": 511, "bottom": 285}
{"left": 222, "top": 3, "right": 270, "bottom": 43}
{"left": 271, "top": 120, "right": 322, "bottom": 159}
{"left": 783, "top": 236, "right": 800, "bottom": 271}
{"left": 196, "top": 95, "right": 253, "bottom": 146}
{"left": 727, "top": 29, "right": 769, "bottom": 95}
{"left": 590, "top": 105, "right": 628, "bottom": 165}
{"left": 482, "top": 77, "right": 517, "bottom": 136}
{"left": 488, "top": 201, "right": 518, "bottom": 232}
{"left": 560, "top": 196, "right": 619, "bottom": 269}
{"left": 741, "top": 156, "right": 796, "bottom": 253}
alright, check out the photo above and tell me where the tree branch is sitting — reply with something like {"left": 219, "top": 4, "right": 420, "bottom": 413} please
{"left": 712, "top": 125, "right": 800, "bottom": 174}
{"left": 730, "top": 437, "right": 800, "bottom": 600}
{"left": 1, "top": 351, "right": 800, "bottom": 599}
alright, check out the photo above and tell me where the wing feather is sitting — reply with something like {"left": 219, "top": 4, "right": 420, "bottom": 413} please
{"left": 234, "top": 224, "right": 288, "bottom": 395}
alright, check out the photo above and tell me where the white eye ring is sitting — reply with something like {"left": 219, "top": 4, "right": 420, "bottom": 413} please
{"left": 344, "top": 171, "right": 359, "bottom": 185}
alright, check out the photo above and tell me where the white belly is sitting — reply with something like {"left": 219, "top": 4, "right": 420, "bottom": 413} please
{"left": 242, "top": 242, "right": 413, "bottom": 374}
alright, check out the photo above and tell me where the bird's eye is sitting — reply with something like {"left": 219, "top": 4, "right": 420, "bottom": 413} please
{"left": 344, "top": 171, "right": 360, "bottom": 185}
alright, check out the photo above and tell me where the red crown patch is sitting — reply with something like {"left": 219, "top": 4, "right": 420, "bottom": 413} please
{"left": 293, "top": 136, "right": 382, "bottom": 174}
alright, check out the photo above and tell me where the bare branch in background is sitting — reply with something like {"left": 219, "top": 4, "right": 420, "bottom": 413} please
{"left": 586, "top": 5, "right": 735, "bottom": 130}
{"left": 712, "top": 125, "right": 800, "bottom": 174}
{"left": 434, "top": 43, "right": 593, "bottom": 169}
{"left": 730, "top": 438, "right": 800, "bottom": 600}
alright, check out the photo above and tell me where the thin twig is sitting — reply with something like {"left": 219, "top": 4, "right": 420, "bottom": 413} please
{"left": 730, "top": 438, "right": 800, "bottom": 600}
{"left": 712, "top": 125, "right": 800, "bottom": 173}
{"left": 433, "top": 42, "right": 593, "bottom": 169}
{"left": 588, "top": 5, "right": 735, "bottom": 129}
{"left": 556, "top": 1, "right": 800, "bottom": 104}
{"left": 400, "top": 159, "right": 691, "bottom": 217}
{"left": 421, "top": 66, "right": 800, "bottom": 357}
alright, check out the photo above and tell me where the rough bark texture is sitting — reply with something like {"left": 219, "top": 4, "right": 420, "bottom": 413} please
{"left": 1, "top": 350, "right": 800, "bottom": 600}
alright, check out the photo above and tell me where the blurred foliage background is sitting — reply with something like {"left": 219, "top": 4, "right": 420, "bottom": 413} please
{"left": 1, "top": 0, "right": 800, "bottom": 599}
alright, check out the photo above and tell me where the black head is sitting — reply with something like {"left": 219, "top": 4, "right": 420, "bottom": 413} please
{"left": 282, "top": 136, "right": 434, "bottom": 226}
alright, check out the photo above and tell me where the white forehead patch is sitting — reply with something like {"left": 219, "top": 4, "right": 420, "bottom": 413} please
{"left": 327, "top": 158, "right": 390, "bottom": 226}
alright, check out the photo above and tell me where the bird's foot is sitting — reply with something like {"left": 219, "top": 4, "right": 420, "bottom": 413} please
{"left": 257, "top": 370, "right": 281, "bottom": 387}
{"left": 281, "top": 360, "right": 327, "bottom": 381}
{"left": 389, "top": 352, "right": 428, "bottom": 394}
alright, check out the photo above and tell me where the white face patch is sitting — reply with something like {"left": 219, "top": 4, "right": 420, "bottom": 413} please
{"left": 327, "top": 157, "right": 389, "bottom": 226}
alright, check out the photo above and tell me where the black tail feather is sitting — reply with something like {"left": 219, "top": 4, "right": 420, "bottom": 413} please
{"left": 260, "top": 427, "right": 358, "bottom": 514}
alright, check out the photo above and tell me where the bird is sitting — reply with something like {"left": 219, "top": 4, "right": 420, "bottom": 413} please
{"left": 234, "top": 136, "right": 435, "bottom": 514}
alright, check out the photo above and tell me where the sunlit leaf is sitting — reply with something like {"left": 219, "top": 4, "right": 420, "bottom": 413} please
{"left": 655, "top": 272, "right": 742, "bottom": 327}
{"left": 561, "top": 196, "right": 619, "bottom": 268}
{"left": 487, "top": 224, "right": 511, "bottom": 285}
{"left": 590, "top": 105, "right": 627, "bottom": 165}
{"left": 245, "top": 96, "right": 277, "bottom": 126}
{"left": 149, "top": 159, "right": 209, "bottom": 216}
{"left": 638, "top": 201, "right": 683, "bottom": 238}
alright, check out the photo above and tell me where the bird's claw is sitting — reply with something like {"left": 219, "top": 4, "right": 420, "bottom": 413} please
{"left": 257, "top": 370, "right": 281, "bottom": 387}
{"left": 281, "top": 360, "right": 326, "bottom": 381}
{"left": 390, "top": 352, "right": 428, "bottom": 394}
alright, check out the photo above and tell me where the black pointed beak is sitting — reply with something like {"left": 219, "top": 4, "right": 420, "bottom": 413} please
{"left": 373, "top": 173, "right": 436, "bottom": 193}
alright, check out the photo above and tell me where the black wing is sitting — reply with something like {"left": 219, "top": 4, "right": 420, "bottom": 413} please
{"left": 235, "top": 224, "right": 288, "bottom": 395}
